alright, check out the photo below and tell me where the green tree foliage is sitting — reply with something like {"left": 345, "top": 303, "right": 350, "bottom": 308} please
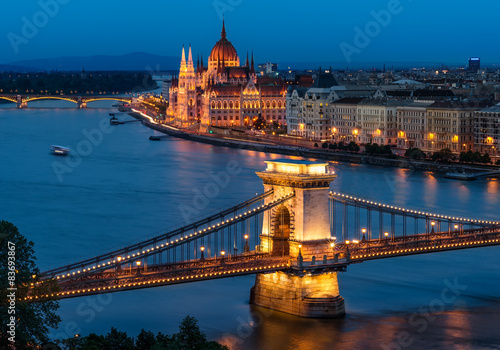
{"left": 364, "top": 143, "right": 393, "bottom": 156}
{"left": 347, "top": 141, "right": 360, "bottom": 152}
{"left": 252, "top": 115, "right": 266, "bottom": 130}
{"left": 0, "top": 72, "right": 157, "bottom": 95}
{"left": 135, "top": 329, "right": 156, "bottom": 350}
{"left": 57, "top": 316, "right": 228, "bottom": 350}
{"left": 405, "top": 148, "right": 426, "bottom": 160}
{"left": 0, "top": 221, "right": 60, "bottom": 349}
{"left": 459, "top": 151, "right": 493, "bottom": 164}
{"left": 431, "top": 148, "right": 454, "bottom": 162}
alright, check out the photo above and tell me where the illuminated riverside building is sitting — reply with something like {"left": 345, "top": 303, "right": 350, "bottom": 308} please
{"left": 167, "top": 20, "right": 287, "bottom": 130}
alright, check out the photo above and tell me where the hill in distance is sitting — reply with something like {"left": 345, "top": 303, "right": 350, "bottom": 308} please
{"left": 4, "top": 52, "right": 180, "bottom": 72}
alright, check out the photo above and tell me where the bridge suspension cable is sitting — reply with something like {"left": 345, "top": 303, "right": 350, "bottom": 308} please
{"left": 42, "top": 191, "right": 295, "bottom": 281}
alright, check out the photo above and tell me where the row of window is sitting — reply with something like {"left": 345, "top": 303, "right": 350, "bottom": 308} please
{"left": 210, "top": 100, "right": 286, "bottom": 109}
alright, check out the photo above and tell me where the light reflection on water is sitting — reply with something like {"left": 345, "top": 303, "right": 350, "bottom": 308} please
{"left": 1, "top": 105, "right": 500, "bottom": 349}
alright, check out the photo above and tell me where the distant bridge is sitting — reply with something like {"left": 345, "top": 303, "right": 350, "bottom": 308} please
{"left": 0, "top": 94, "right": 132, "bottom": 108}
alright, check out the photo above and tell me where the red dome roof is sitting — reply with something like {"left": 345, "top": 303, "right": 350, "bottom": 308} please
{"left": 209, "top": 20, "right": 238, "bottom": 62}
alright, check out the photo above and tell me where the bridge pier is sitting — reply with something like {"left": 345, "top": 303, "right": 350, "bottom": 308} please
{"left": 77, "top": 97, "right": 87, "bottom": 109}
{"left": 16, "top": 95, "right": 26, "bottom": 108}
{"left": 251, "top": 160, "right": 345, "bottom": 318}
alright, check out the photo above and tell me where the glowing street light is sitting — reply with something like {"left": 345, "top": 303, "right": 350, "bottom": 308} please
{"left": 200, "top": 246, "right": 205, "bottom": 260}
{"left": 361, "top": 228, "right": 367, "bottom": 241}
{"left": 431, "top": 221, "right": 436, "bottom": 234}
{"left": 244, "top": 234, "right": 250, "bottom": 253}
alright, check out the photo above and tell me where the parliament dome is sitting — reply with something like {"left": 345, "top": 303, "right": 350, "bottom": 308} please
{"left": 209, "top": 20, "right": 239, "bottom": 66}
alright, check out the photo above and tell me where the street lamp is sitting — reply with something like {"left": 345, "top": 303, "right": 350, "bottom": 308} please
{"left": 221, "top": 250, "right": 226, "bottom": 263}
{"left": 244, "top": 234, "right": 250, "bottom": 253}
{"left": 361, "top": 228, "right": 367, "bottom": 241}
{"left": 454, "top": 224, "right": 459, "bottom": 236}
{"left": 136, "top": 261, "right": 141, "bottom": 273}
{"left": 384, "top": 232, "right": 389, "bottom": 243}
{"left": 200, "top": 246, "right": 205, "bottom": 260}
{"left": 431, "top": 221, "right": 436, "bottom": 234}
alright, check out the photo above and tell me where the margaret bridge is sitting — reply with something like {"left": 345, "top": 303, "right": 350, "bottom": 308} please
{"left": 0, "top": 94, "right": 132, "bottom": 108}
{"left": 27, "top": 160, "right": 500, "bottom": 317}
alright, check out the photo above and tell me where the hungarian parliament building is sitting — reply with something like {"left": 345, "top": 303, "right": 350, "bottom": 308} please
{"left": 167, "top": 21, "right": 287, "bottom": 131}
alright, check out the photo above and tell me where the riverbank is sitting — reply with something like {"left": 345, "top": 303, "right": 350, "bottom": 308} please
{"left": 127, "top": 109, "right": 498, "bottom": 175}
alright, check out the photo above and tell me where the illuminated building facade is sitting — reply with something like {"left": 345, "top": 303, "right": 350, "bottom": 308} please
{"left": 167, "top": 20, "right": 287, "bottom": 130}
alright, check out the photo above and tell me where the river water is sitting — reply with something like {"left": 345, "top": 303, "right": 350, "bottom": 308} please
{"left": 1, "top": 101, "right": 500, "bottom": 350}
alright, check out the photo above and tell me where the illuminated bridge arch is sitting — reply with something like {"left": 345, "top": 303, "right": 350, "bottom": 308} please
{"left": 25, "top": 96, "right": 78, "bottom": 104}
{"left": 83, "top": 97, "right": 131, "bottom": 104}
{"left": 0, "top": 96, "right": 18, "bottom": 103}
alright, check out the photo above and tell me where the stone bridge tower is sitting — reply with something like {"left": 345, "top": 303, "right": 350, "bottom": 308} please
{"left": 251, "top": 159, "right": 345, "bottom": 318}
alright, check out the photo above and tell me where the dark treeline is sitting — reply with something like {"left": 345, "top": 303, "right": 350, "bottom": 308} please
{"left": 0, "top": 71, "right": 157, "bottom": 95}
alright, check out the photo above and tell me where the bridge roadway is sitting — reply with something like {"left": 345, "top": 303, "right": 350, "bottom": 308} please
{"left": 27, "top": 226, "right": 500, "bottom": 302}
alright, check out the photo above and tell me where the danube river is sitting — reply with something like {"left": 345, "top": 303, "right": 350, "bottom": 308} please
{"left": 2, "top": 102, "right": 500, "bottom": 349}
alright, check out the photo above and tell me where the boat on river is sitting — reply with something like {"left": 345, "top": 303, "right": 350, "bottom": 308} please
{"left": 51, "top": 145, "right": 70, "bottom": 156}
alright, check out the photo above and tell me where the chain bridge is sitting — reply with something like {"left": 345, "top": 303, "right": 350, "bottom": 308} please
{"left": 27, "top": 160, "right": 500, "bottom": 318}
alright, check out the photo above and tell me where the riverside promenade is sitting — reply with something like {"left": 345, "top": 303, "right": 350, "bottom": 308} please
{"left": 126, "top": 107, "right": 499, "bottom": 176}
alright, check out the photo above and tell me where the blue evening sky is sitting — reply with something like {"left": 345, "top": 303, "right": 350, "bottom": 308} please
{"left": 1, "top": 0, "right": 498, "bottom": 66}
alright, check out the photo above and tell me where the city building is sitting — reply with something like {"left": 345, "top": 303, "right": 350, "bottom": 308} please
{"left": 329, "top": 97, "right": 364, "bottom": 143}
{"left": 469, "top": 57, "right": 481, "bottom": 73}
{"left": 474, "top": 104, "right": 500, "bottom": 156}
{"left": 426, "top": 102, "right": 489, "bottom": 152}
{"left": 258, "top": 62, "right": 278, "bottom": 76}
{"left": 396, "top": 100, "right": 432, "bottom": 149}
{"left": 357, "top": 99, "right": 398, "bottom": 145}
{"left": 167, "top": 20, "right": 287, "bottom": 130}
{"left": 285, "top": 73, "right": 339, "bottom": 140}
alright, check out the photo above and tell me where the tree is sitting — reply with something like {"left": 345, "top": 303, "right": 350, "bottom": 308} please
{"left": 0, "top": 221, "right": 60, "bottom": 349}
{"left": 405, "top": 148, "right": 426, "bottom": 160}
{"left": 252, "top": 115, "right": 266, "bottom": 130}
{"left": 314, "top": 143, "right": 319, "bottom": 148}
{"left": 347, "top": 141, "right": 360, "bottom": 153}
{"left": 136, "top": 329, "right": 156, "bottom": 350}
{"left": 321, "top": 142, "right": 329, "bottom": 149}
{"left": 328, "top": 143, "right": 337, "bottom": 150}
{"left": 104, "top": 327, "right": 134, "bottom": 350}
{"left": 432, "top": 148, "right": 454, "bottom": 162}
{"left": 172, "top": 316, "right": 228, "bottom": 350}
{"left": 481, "top": 153, "right": 492, "bottom": 164}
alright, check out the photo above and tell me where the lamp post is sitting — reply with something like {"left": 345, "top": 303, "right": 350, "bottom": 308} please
{"left": 200, "top": 246, "right": 205, "bottom": 260}
{"left": 454, "top": 224, "right": 459, "bottom": 236}
{"left": 361, "top": 228, "right": 367, "bottom": 241}
{"left": 431, "top": 221, "right": 436, "bottom": 234}
{"left": 297, "top": 244, "right": 303, "bottom": 267}
{"left": 244, "top": 234, "right": 250, "bottom": 253}
{"left": 384, "top": 232, "right": 389, "bottom": 244}
{"left": 221, "top": 250, "right": 226, "bottom": 264}
{"left": 136, "top": 261, "right": 141, "bottom": 274}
